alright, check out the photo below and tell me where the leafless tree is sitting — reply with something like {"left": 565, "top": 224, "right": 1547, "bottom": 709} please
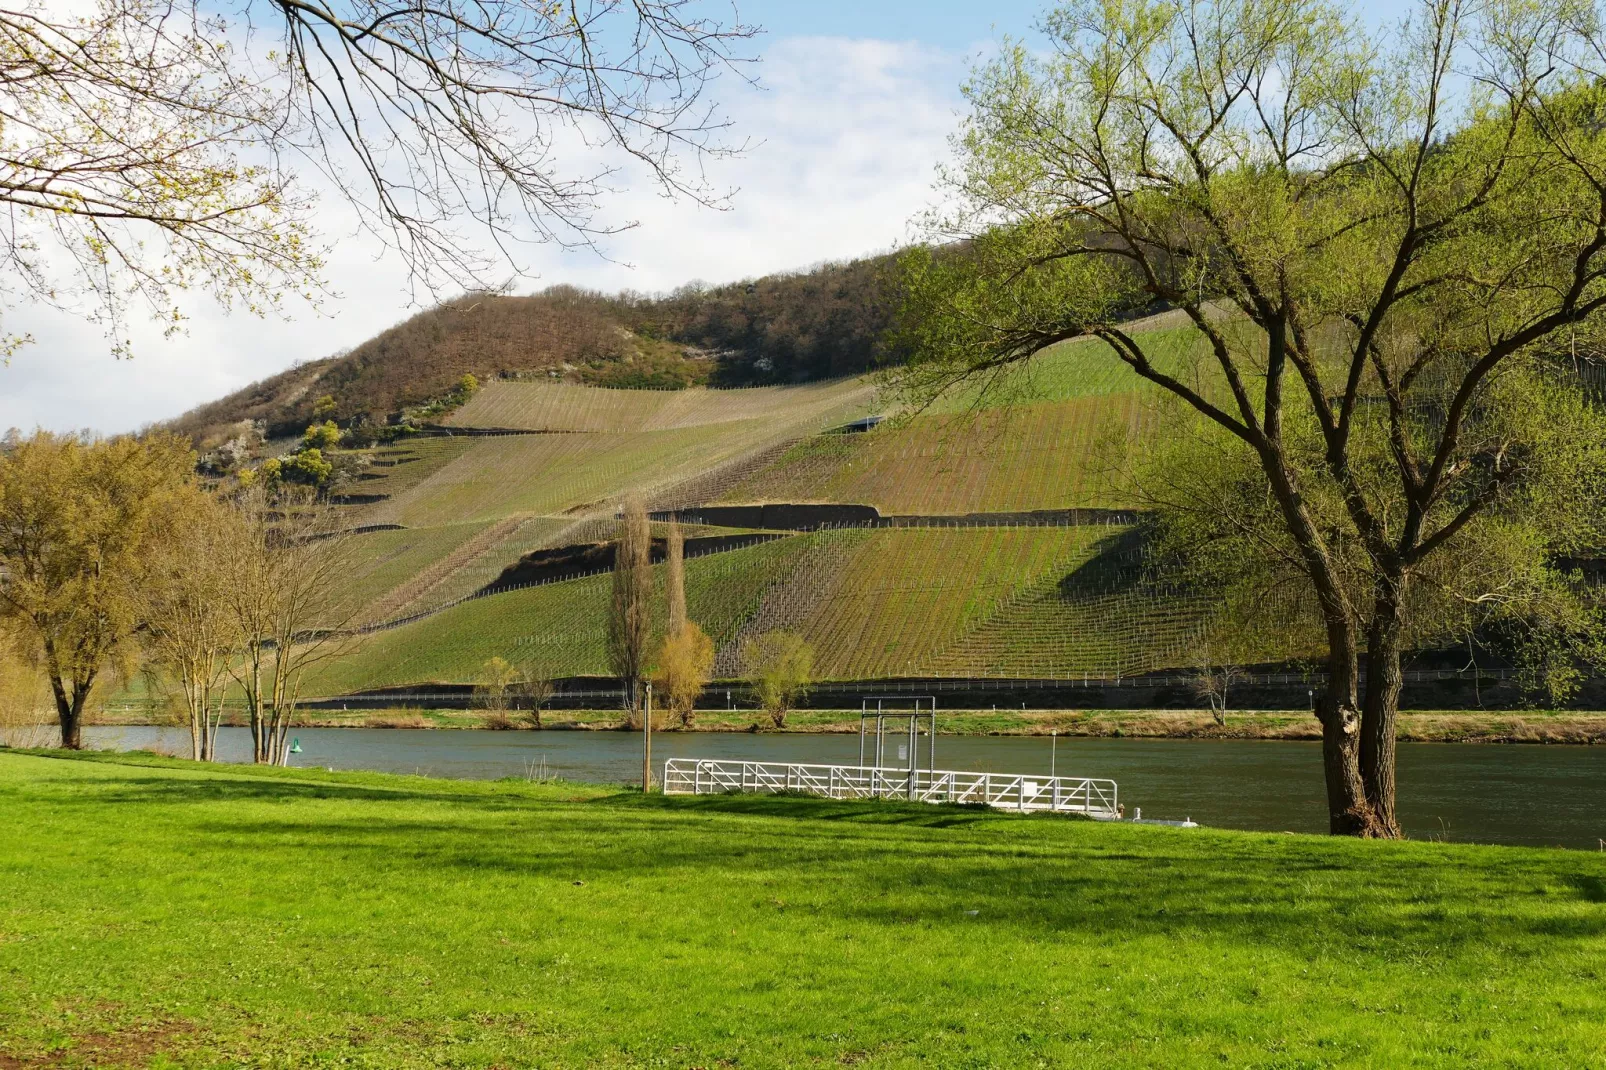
{"left": 0, "top": 0, "right": 757, "bottom": 354}
{"left": 222, "top": 487, "right": 357, "bottom": 764}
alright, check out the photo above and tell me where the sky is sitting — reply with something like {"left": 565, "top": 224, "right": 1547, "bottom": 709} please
{"left": 0, "top": 0, "right": 1398, "bottom": 435}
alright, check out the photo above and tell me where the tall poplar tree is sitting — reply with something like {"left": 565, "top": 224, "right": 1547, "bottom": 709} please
{"left": 608, "top": 498, "right": 654, "bottom": 715}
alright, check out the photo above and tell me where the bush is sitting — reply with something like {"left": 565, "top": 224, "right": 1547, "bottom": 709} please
{"left": 302, "top": 420, "right": 341, "bottom": 451}
{"left": 655, "top": 622, "right": 715, "bottom": 728}
{"left": 280, "top": 448, "right": 333, "bottom": 486}
{"left": 741, "top": 631, "right": 813, "bottom": 729}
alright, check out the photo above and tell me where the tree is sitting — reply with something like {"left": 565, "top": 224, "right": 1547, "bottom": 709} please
{"left": 0, "top": 432, "right": 194, "bottom": 748}
{"left": 514, "top": 670, "right": 555, "bottom": 730}
{"left": 654, "top": 521, "right": 713, "bottom": 725}
{"left": 139, "top": 489, "right": 243, "bottom": 761}
{"left": 742, "top": 631, "right": 812, "bottom": 729}
{"left": 476, "top": 655, "right": 519, "bottom": 729}
{"left": 223, "top": 488, "right": 357, "bottom": 764}
{"left": 281, "top": 448, "right": 334, "bottom": 486}
{"left": 2, "top": 1, "right": 756, "bottom": 356}
{"left": 657, "top": 622, "right": 715, "bottom": 728}
{"left": 607, "top": 497, "right": 654, "bottom": 718}
{"left": 0, "top": 620, "right": 51, "bottom": 748}
{"left": 665, "top": 521, "right": 688, "bottom": 637}
{"left": 900, "top": 0, "right": 1606, "bottom": 835}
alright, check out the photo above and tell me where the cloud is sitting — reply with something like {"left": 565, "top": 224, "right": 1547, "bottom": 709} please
{"left": 0, "top": 35, "right": 965, "bottom": 435}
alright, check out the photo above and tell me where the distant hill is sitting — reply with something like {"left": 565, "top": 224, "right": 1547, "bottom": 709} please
{"left": 169, "top": 253, "right": 903, "bottom": 447}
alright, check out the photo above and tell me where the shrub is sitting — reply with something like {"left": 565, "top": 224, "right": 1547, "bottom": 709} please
{"left": 656, "top": 621, "right": 714, "bottom": 728}
{"left": 741, "top": 631, "right": 813, "bottom": 729}
{"left": 280, "top": 448, "right": 333, "bottom": 486}
{"left": 302, "top": 420, "right": 341, "bottom": 451}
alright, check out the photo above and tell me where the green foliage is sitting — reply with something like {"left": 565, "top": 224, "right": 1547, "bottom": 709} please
{"left": 280, "top": 448, "right": 333, "bottom": 487}
{"left": 301, "top": 420, "right": 341, "bottom": 451}
{"left": 742, "top": 631, "right": 813, "bottom": 727}
{"left": 5, "top": 752, "right": 1606, "bottom": 1066}
{"left": 655, "top": 621, "right": 715, "bottom": 727}
{"left": 0, "top": 433, "right": 197, "bottom": 746}
{"left": 312, "top": 394, "right": 338, "bottom": 419}
{"left": 901, "top": 0, "right": 1606, "bottom": 832}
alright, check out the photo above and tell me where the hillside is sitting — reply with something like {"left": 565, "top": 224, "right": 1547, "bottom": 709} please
{"left": 170, "top": 253, "right": 902, "bottom": 447}
{"left": 256, "top": 306, "right": 1294, "bottom": 698}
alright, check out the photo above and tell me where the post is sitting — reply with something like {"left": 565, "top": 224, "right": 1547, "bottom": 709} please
{"left": 642, "top": 683, "right": 653, "bottom": 794}
{"left": 907, "top": 714, "right": 917, "bottom": 800}
{"left": 1050, "top": 729, "right": 1056, "bottom": 779}
{"left": 859, "top": 702, "right": 866, "bottom": 768}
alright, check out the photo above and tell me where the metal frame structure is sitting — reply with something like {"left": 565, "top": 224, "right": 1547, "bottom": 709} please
{"left": 858, "top": 696, "right": 936, "bottom": 800}
{"left": 662, "top": 757, "right": 1119, "bottom": 817}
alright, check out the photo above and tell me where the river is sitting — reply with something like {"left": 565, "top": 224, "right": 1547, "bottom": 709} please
{"left": 81, "top": 726, "right": 1606, "bottom": 850}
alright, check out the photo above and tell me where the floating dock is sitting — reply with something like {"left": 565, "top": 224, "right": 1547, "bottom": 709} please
{"left": 661, "top": 757, "right": 1120, "bottom": 818}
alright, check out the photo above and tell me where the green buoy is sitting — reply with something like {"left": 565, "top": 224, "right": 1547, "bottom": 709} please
{"left": 289, "top": 738, "right": 303, "bottom": 754}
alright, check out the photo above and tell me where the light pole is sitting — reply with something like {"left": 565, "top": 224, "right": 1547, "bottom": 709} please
{"left": 642, "top": 682, "right": 653, "bottom": 793}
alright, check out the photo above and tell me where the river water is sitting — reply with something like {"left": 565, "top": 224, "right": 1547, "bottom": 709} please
{"left": 81, "top": 726, "right": 1606, "bottom": 850}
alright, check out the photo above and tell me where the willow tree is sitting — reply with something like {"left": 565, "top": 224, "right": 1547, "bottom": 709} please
{"left": 901, "top": 0, "right": 1606, "bottom": 836}
{"left": 0, "top": 432, "right": 195, "bottom": 747}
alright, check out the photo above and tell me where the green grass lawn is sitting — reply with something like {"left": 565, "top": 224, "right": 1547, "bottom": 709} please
{"left": 3, "top": 752, "right": 1605, "bottom": 1067}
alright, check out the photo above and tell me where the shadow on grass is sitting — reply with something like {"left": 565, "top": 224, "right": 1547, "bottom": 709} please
{"left": 13, "top": 750, "right": 1606, "bottom": 960}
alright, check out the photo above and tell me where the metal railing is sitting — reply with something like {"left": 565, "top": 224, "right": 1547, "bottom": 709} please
{"left": 662, "top": 757, "right": 1119, "bottom": 817}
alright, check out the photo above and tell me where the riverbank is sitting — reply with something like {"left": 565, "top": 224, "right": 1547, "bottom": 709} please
{"left": 88, "top": 705, "right": 1606, "bottom": 742}
{"left": 3, "top": 750, "right": 1603, "bottom": 1066}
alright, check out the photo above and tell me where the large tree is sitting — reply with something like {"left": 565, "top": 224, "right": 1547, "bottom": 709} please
{"left": 900, "top": 0, "right": 1606, "bottom": 835}
{"left": 223, "top": 488, "right": 356, "bottom": 764}
{"left": 0, "top": 432, "right": 195, "bottom": 747}
{"left": 0, "top": 0, "right": 755, "bottom": 354}
{"left": 139, "top": 487, "right": 244, "bottom": 761}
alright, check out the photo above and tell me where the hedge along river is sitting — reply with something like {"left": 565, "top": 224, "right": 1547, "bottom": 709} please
{"left": 82, "top": 726, "right": 1606, "bottom": 850}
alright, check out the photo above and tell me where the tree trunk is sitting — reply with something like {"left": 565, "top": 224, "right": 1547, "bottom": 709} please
{"left": 1314, "top": 618, "right": 1376, "bottom": 835}
{"left": 1361, "top": 576, "right": 1408, "bottom": 839}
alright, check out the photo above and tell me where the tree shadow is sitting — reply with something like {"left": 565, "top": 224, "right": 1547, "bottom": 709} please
{"left": 15, "top": 753, "right": 1606, "bottom": 962}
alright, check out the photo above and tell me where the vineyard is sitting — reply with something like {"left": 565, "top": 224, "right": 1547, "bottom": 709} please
{"left": 443, "top": 377, "right": 874, "bottom": 433}
{"left": 290, "top": 327, "right": 1320, "bottom": 695}
{"left": 311, "top": 535, "right": 816, "bottom": 693}
{"left": 306, "top": 517, "right": 1305, "bottom": 694}
{"left": 717, "top": 393, "right": 1162, "bottom": 514}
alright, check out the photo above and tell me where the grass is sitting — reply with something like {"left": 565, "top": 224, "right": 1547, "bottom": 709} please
{"left": 2, "top": 751, "right": 1605, "bottom": 1068}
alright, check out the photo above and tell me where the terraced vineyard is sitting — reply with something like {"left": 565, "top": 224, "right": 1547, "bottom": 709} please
{"left": 719, "top": 394, "right": 1160, "bottom": 514}
{"left": 444, "top": 377, "right": 874, "bottom": 432}
{"left": 290, "top": 330, "right": 1303, "bottom": 693}
{"left": 312, "top": 535, "right": 815, "bottom": 692}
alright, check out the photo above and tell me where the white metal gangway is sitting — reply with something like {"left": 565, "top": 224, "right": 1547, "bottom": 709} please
{"left": 661, "top": 757, "right": 1120, "bottom": 818}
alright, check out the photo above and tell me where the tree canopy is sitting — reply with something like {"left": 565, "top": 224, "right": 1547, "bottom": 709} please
{"left": 0, "top": 0, "right": 755, "bottom": 355}
{"left": 900, "top": 0, "right": 1606, "bottom": 835}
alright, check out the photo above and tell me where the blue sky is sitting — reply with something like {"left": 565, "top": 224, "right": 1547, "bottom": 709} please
{"left": 2, "top": 1, "right": 1407, "bottom": 433}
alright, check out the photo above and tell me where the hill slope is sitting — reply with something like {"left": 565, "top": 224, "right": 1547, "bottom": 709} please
{"left": 171, "top": 254, "right": 902, "bottom": 447}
